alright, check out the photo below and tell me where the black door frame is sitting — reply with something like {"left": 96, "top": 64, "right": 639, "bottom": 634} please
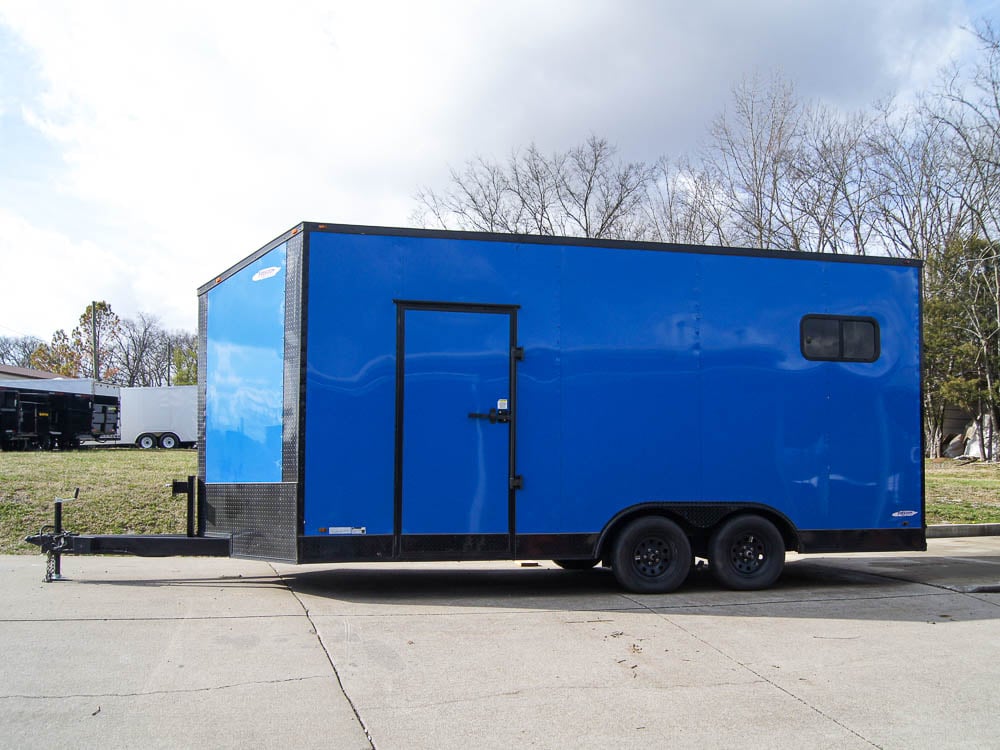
{"left": 393, "top": 300, "right": 521, "bottom": 558}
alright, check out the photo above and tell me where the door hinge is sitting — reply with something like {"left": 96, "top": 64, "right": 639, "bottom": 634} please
{"left": 510, "top": 475, "right": 524, "bottom": 491}
{"left": 512, "top": 346, "right": 525, "bottom": 361}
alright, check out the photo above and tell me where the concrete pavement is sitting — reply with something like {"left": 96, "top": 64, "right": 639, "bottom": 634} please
{"left": 1, "top": 537, "right": 998, "bottom": 749}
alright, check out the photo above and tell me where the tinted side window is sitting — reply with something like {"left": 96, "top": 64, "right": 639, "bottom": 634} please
{"left": 842, "top": 319, "right": 876, "bottom": 360}
{"left": 802, "top": 318, "right": 840, "bottom": 359}
{"left": 801, "top": 316, "right": 879, "bottom": 362}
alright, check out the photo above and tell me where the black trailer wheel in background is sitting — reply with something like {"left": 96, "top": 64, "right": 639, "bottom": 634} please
{"left": 708, "top": 514, "right": 786, "bottom": 590}
{"left": 137, "top": 433, "right": 157, "bottom": 450}
{"left": 159, "top": 433, "right": 179, "bottom": 449}
{"left": 611, "top": 516, "right": 692, "bottom": 594}
{"left": 553, "top": 558, "right": 599, "bottom": 570}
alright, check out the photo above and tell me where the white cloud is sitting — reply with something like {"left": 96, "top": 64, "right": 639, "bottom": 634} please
{"left": 0, "top": 209, "right": 130, "bottom": 337}
{"left": 0, "top": 1, "right": 990, "bottom": 339}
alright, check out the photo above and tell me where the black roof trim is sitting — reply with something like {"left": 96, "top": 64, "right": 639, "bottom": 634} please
{"left": 198, "top": 225, "right": 304, "bottom": 295}
{"left": 201, "top": 221, "right": 921, "bottom": 294}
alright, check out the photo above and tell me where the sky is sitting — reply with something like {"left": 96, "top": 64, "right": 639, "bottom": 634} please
{"left": 0, "top": 0, "right": 997, "bottom": 340}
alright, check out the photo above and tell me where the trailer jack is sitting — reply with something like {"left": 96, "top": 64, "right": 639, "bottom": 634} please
{"left": 25, "top": 477, "right": 230, "bottom": 582}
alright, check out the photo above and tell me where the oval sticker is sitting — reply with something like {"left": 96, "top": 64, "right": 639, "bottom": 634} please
{"left": 252, "top": 266, "right": 281, "bottom": 282}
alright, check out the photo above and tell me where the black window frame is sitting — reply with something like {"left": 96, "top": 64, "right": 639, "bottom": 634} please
{"left": 800, "top": 314, "right": 880, "bottom": 363}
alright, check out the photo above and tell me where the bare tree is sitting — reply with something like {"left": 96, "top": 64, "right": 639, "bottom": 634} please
{"left": 412, "top": 137, "right": 653, "bottom": 239}
{"left": 703, "top": 73, "right": 803, "bottom": 250}
{"left": 868, "top": 105, "right": 965, "bottom": 260}
{"left": 644, "top": 157, "right": 729, "bottom": 245}
{"left": 413, "top": 155, "right": 525, "bottom": 233}
{"left": 116, "top": 313, "right": 169, "bottom": 386}
{"left": 791, "top": 105, "right": 880, "bottom": 254}
{"left": 508, "top": 143, "right": 562, "bottom": 235}
{"left": 935, "top": 22, "right": 1000, "bottom": 247}
{"left": 0, "top": 336, "right": 44, "bottom": 368}
{"left": 551, "top": 137, "right": 652, "bottom": 239}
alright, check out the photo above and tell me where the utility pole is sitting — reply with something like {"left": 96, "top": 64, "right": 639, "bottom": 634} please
{"left": 167, "top": 341, "right": 172, "bottom": 386}
{"left": 92, "top": 300, "right": 99, "bottom": 381}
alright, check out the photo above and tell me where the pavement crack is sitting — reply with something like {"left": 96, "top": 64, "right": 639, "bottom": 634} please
{"left": 0, "top": 675, "right": 328, "bottom": 701}
{"left": 621, "top": 593, "right": 884, "bottom": 749}
{"left": 269, "top": 563, "right": 377, "bottom": 750}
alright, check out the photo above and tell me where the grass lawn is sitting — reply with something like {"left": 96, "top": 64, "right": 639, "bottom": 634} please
{"left": 925, "top": 459, "right": 1000, "bottom": 524}
{"left": 2, "top": 450, "right": 998, "bottom": 555}
{"left": 0, "top": 449, "right": 196, "bottom": 554}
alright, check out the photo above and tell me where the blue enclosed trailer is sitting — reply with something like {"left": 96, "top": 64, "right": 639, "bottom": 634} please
{"left": 188, "top": 222, "right": 923, "bottom": 593}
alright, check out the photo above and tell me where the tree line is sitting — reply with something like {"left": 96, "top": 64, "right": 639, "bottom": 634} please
{"left": 0, "top": 302, "right": 196, "bottom": 387}
{"left": 412, "top": 22, "right": 1000, "bottom": 460}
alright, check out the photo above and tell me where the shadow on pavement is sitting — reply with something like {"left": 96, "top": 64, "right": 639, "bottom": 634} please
{"left": 37, "top": 553, "right": 999, "bottom": 623}
{"left": 272, "top": 556, "right": 1000, "bottom": 623}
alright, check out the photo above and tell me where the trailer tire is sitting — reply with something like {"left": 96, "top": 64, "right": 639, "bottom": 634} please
{"left": 553, "top": 559, "right": 599, "bottom": 570}
{"left": 137, "top": 433, "right": 157, "bottom": 450}
{"left": 708, "top": 514, "right": 785, "bottom": 590}
{"left": 611, "top": 516, "right": 691, "bottom": 594}
{"left": 159, "top": 433, "right": 179, "bottom": 449}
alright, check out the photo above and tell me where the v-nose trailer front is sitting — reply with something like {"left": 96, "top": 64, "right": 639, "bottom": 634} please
{"left": 28, "top": 222, "right": 925, "bottom": 593}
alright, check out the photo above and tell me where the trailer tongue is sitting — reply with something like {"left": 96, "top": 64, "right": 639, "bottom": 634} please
{"left": 25, "top": 478, "right": 230, "bottom": 582}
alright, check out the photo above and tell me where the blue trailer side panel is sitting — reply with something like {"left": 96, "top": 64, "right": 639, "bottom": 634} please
{"left": 821, "top": 261, "right": 923, "bottom": 528}
{"left": 205, "top": 243, "right": 286, "bottom": 483}
{"left": 698, "top": 254, "right": 828, "bottom": 523}
{"left": 300, "top": 228, "right": 922, "bottom": 545}
{"left": 302, "top": 235, "right": 398, "bottom": 535}
{"left": 556, "top": 247, "right": 701, "bottom": 531}
{"left": 697, "top": 255, "right": 922, "bottom": 530}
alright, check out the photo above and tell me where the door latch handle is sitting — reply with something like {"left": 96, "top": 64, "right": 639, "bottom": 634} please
{"left": 467, "top": 408, "right": 510, "bottom": 424}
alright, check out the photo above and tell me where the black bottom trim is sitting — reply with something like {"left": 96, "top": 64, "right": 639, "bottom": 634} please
{"left": 69, "top": 534, "right": 231, "bottom": 557}
{"left": 299, "top": 535, "right": 394, "bottom": 563}
{"left": 297, "top": 532, "right": 599, "bottom": 563}
{"left": 797, "top": 528, "right": 926, "bottom": 554}
{"left": 399, "top": 534, "right": 509, "bottom": 559}
{"left": 516, "top": 533, "right": 599, "bottom": 559}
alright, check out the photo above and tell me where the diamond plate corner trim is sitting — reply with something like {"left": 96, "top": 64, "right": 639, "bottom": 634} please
{"left": 197, "top": 294, "right": 208, "bottom": 481}
{"left": 282, "top": 232, "right": 304, "bottom": 485}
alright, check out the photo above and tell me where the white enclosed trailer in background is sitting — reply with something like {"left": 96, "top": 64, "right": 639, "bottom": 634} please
{"left": 117, "top": 386, "right": 197, "bottom": 449}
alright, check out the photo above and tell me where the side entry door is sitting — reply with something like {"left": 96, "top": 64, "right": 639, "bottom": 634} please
{"left": 395, "top": 302, "right": 520, "bottom": 555}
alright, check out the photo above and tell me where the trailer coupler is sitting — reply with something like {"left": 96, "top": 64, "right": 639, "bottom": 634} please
{"left": 25, "top": 488, "right": 78, "bottom": 581}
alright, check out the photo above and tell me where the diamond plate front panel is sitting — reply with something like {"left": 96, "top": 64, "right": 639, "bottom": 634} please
{"left": 199, "top": 233, "right": 304, "bottom": 563}
{"left": 204, "top": 483, "right": 298, "bottom": 561}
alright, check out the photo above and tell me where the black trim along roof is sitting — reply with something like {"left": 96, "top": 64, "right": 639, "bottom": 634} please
{"left": 198, "top": 221, "right": 923, "bottom": 295}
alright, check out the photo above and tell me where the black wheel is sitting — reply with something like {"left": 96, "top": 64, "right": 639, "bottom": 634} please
{"left": 159, "top": 433, "right": 179, "bottom": 449}
{"left": 708, "top": 514, "right": 785, "bottom": 590}
{"left": 553, "top": 559, "right": 599, "bottom": 570}
{"left": 611, "top": 516, "right": 692, "bottom": 594}
{"left": 137, "top": 433, "right": 157, "bottom": 450}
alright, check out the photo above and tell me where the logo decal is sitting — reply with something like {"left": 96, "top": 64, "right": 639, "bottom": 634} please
{"left": 891, "top": 510, "right": 919, "bottom": 518}
{"left": 252, "top": 266, "right": 281, "bottom": 282}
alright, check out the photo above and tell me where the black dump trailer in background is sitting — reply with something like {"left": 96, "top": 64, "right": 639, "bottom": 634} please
{"left": 0, "top": 379, "right": 119, "bottom": 450}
